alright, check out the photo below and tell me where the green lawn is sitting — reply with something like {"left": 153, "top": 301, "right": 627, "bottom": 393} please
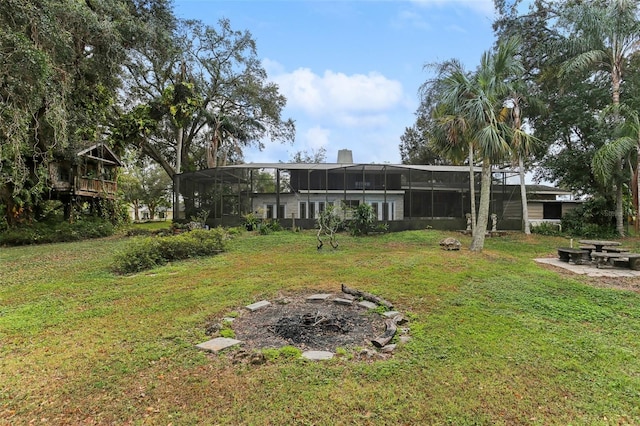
{"left": 1, "top": 230, "right": 639, "bottom": 425}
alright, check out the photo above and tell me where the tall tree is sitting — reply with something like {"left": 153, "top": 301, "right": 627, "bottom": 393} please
{"left": 118, "top": 18, "right": 295, "bottom": 181}
{"left": 422, "top": 38, "right": 524, "bottom": 251}
{"left": 0, "top": 0, "right": 173, "bottom": 227}
{"left": 558, "top": 0, "right": 640, "bottom": 235}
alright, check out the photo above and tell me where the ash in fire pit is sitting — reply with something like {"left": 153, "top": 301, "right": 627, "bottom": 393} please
{"left": 270, "top": 311, "right": 355, "bottom": 346}
{"left": 228, "top": 295, "right": 386, "bottom": 352}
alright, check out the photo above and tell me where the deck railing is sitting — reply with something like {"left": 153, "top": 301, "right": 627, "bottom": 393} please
{"left": 78, "top": 177, "right": 117, "bottom": 195}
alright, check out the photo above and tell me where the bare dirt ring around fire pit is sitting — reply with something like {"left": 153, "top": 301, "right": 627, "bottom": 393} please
{"left": 229, "top": 296, "right": 388, "bottom": 352}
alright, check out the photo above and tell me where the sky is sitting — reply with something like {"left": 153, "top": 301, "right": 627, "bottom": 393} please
{"left": 172, "top": 0, "right": 499, "bottom": 165}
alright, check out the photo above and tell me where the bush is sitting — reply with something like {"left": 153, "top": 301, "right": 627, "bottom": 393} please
{"left": 531, "top": 222, "right": 562, "bottom": 236}
{"left": 561, "top": 198, "right": 618, "bottom": 238}
{"left": 112, "top": 227, "right": 228, "bottom": 274}
{"left": 0, "top": 217, "right": 115, "bottom": 246}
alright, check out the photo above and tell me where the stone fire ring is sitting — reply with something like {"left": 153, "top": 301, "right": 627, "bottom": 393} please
{"left": 197, "top": 289, "right": 411, "bottom": 361}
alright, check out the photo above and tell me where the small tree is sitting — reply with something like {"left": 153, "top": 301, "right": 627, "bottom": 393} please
{"left": 316, "top": 204, "right": 342, "bottom": 249}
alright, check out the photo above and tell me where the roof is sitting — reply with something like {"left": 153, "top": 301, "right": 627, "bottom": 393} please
{"left": 181, "top": 162, "right": 482, "bottom": 176}
{"left": 504, "top": 184, "right": 573, "bottom": 196}
{"left": 77, "top": 143, "right": 123, "bottom": 167}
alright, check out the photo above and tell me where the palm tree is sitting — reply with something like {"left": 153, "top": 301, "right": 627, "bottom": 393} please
{"left": 500, "top": 82, "right": 543, "bottom": 235}
{"left": 422, "top": 63, "right": 478, "bottom": 235}
{"left": 427, "top": 38, "right": 524, "bottom": 251}
{"left": 592, "top": 106, "right": 640, "bottom": 232}
{"left": 560, "top": 0, "right": 640, "bottom": 236}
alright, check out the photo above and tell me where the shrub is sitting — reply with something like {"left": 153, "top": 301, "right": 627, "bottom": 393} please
{"left": 561, "top": 198, "right": 618, "bottom": 238}
{"left": 0, "top": 217, "right": 115, "bottom": 246}
{"left": 112, "top": 227, "right": 228, "bottom": 274}
{"left": 348, "top": 204, "right": 376, "bottom": 236}
{"left": 531, "top": 222, "right": 562, "bottom": 236}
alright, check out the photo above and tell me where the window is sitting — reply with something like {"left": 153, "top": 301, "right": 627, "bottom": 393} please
{"left": 382, "top": 202, "right": 395, "bottom": 221}
{"left": 318, "top": 202, "right": 325, "bottom": 215}
{"left": 543, "top": 202, "right": 562, "bottom": 220}
{"left": 299, "top": 202, "right": 306, "bottom": 219}
{"left": 370, "top": 202, "right": 379, "bottom": 220}
{"left": 309, "top": 202, "right": 316, "bottom": 219}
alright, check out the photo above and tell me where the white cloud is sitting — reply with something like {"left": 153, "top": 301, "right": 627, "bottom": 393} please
{"left": 411, "top": 0, "right": 495, "bottom": 16}
{"left": 392, "top": 10, "right": 432, "bottom": 30}
{"left": 273, "top": 68, "right": 404, "bottom": 122}
{"left": 303, "top": 126, "right": 330, "bottom": 150}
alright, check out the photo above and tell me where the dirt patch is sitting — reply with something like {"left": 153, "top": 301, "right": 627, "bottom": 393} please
{"left": 218, "top": 294, "right": 389, "bottom": 352}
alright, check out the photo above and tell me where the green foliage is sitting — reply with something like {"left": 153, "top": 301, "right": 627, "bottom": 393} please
{"left": 348, "top": 204, "right": 377, "bottom": 236}
{"left": 561, "top": 198, "right": 618, "bottom": 237}
{"left": 0, "top": 217, "right": 115, "bottom": 246}
{"left": 262, "top": 345, "right": 302, "bottom": 361}
{"left": 242, "top": 212, "right": 260, "bottom": 231}
{"left": 530, "top": 222, "right": 562, "bottom": 236}
{"left": 112, "top": 228, "right": 228, "bottom": 274}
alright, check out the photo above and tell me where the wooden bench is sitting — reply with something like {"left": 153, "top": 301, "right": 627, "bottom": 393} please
{"left": 557, "top": 247, "right": 590, "bottom": 265}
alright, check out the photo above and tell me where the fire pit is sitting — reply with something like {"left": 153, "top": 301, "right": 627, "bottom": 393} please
{"left": 229, "top": 299, "right": 383, "bottom": 352}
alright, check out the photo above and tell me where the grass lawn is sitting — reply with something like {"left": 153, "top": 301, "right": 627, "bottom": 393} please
{"left": 1, "top": 229, "right": 639, "bottom": 425}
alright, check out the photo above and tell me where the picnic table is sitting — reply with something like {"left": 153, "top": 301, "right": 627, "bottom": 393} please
{"left": 578, "top": 240, "right": 621, "bottom": 253}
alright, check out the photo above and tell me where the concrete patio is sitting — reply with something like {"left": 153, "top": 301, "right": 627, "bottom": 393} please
{"left": 535, "top": 257, "right": 640, "bottom": 278}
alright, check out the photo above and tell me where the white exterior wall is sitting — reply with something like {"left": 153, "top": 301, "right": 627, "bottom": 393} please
{"left": 250, "top": 192, "right": 404, "bottom": 220}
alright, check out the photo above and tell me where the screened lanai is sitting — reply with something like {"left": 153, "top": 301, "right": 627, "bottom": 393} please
{"left": 173, "top": 162, "right": 547, "bottom": 231}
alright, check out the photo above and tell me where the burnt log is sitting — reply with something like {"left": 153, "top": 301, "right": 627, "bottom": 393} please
{"left": 341, "top": 284, "right": 393, "bottom": 309}
{"left": 371, "top": 318, "right": 398, "bottom": 348}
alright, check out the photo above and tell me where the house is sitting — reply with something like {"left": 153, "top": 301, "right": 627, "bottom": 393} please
{"left": 174, "top": 150, "right": 578, "bottom": 231}
{"left": 48, "top": 143, "right": 123, "bottom": 219}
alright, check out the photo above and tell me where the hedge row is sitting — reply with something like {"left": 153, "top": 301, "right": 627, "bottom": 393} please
{"left": 112, "top": 228, "right": 228, "bottom": 274}
{"left": 0, "top": 218, "right": 115, "bottom": 246}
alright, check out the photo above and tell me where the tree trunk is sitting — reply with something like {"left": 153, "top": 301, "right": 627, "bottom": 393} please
{"left": 636, "top": 147, "right": 640, "bottom": 233}
{"left": 616, "top": 181, "right": 625, "bottom": 236}
{"left": 470, "top": 159, "right": 492, "bottom": 251}
{"left": 468, "top": 142, "right": 477, "bottom": 235}
{"left": 133, "top": 200, "right": 140, "bottom": 222}
{"left": 519, "top": 155, "right": 530, "bottom": 234}
{"left": 612, "top": 66, "right": 625, "bottom": 236}
{"left": 176, "top": 127, "right": 184, "bottom": 175}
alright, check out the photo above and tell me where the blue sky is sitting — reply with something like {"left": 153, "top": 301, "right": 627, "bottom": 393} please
{"left": 173, "top": 0, "right": 498, "bottom": 164}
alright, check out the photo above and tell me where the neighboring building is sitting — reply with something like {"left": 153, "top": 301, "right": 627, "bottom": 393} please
{"left": 174, "top": 150, "right": 578, "bottom": 231}
{"left": 127, "top": 205, "right": 173, "bottom": 222}
{"left": 49, "top": 143, "right": 122, "bottom": 219}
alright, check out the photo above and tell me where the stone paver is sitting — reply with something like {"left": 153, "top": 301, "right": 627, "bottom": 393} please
{"left": 535, "top": 258, "right": 640, "bottom": 278}
{"left": 333, "top": 297, "right": 354, "bottom": 305}
{"left": 302, "top": 350, "right": 334, "bottom": 360}
{"left": 306, "top": 293, "right": 332, "bottom": 302}
{"left": 196, "top": 337, "right": 242, "bottom": 353}
{"left": 245, "top": 300, "right": 271, "bottom": 311}
{"left": 357, "top": 300, "right": 378, "bottom": 310}
{"left": 383, "top": 311, "right": 400, "bottom": 318}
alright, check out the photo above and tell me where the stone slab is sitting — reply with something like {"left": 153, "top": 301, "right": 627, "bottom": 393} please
{"left": 245, "top": 300, "right": 271, "bottom": 311}
{"left": 333, "top": 297, "right": 354, "bottom": 306}
{"left": 383, "top": 311, "right": 400, "bottom": 318}
{"left": 535, "top": 257, "right": 640, "bottom": 278}
{"left": 302, "top": 350, "right": 334, "bottom": 361}
{"left": 357, "top": 300, "right": 378, "bottom": 310}
{"left": 306, "top": 293, "right": 332, "bottom": 302}
{"left": 196, "top": 337, "right": 242, "bottom": 353}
